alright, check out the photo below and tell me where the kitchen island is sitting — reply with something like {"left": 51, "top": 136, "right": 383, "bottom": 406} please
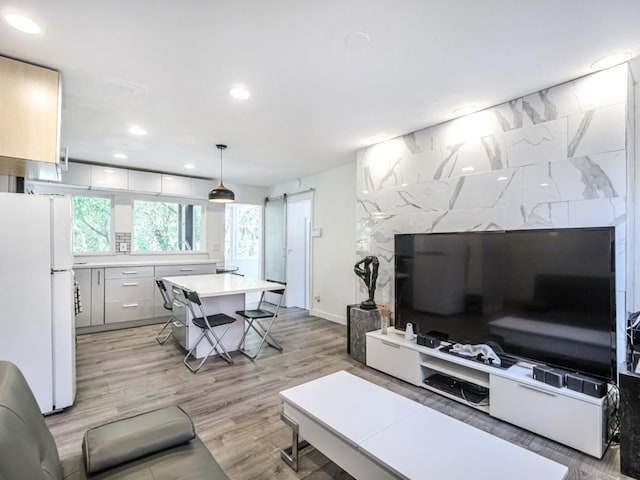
{"left": 162, "top": 274, "right": 283, "bottom": 359}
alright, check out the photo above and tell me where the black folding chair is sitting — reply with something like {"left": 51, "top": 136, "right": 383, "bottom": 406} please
{"left": 236, "top": 280, "right": 286, "bottom": 359}
{"left": 182, "top": 289, "right": 236, "bottom": 373}
{"left": 154, "top": 279, "right": 179, "bottom": 345}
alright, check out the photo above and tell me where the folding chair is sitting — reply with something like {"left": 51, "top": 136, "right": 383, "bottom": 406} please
{"left": 182, "top": 289, "right": 236, "bottom": 373}
{"left": 236, "top": 280, "right": 286, "bottom": 360}
{"left": 154, "top": 279, "right": 180, "bottom": 345}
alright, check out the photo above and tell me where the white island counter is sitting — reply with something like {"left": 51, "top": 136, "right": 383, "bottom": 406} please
{"left": 162, "top": 274, "right": 283, "bottom": 359}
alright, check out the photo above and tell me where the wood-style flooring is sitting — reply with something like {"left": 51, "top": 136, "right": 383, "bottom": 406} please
{"left": 46, "top": 309, "right": 629, "bottom": 479}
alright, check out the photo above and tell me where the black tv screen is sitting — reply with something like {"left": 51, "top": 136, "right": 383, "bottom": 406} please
{"left": 395, "top": 228, "right": 616, "bottom": 381}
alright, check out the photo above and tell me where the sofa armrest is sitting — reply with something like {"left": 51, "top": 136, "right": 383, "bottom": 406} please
{"left": 82, "top": 405, "right": 196, "bottom": 474}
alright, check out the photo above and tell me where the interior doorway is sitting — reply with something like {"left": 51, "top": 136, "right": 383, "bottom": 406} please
{"left": 285, "top": 197, "right": 311, "bottom": 309}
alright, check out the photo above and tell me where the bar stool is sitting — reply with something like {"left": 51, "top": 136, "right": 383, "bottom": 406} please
{"left": 182, "top": 289, "right": 236, "bottom": 373}
{"left": 154, "top": 279, "right": 177, "bottom": 345}
{"left": 236, "top": 280, "right": 286, "bottom": 360}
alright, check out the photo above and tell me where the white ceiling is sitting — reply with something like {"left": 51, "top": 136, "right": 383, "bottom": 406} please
{"left": 1, "top": 1, "right": 639, "bottom": 187}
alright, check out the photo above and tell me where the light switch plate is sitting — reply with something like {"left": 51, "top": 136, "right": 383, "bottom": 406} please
{"left": 312, "top": 227, "right": 322, "bottom": 238}
{"left": 119, "top": 242, "right": 127, "bottom": 252}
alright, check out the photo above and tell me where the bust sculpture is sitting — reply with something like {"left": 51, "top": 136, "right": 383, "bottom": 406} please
{"left": 354, "top": 255, "right": 379, "bottom": 310}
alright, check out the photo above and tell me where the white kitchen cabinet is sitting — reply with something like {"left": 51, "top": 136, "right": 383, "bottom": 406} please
{"left": 128, "top": 170, "right": 161, "bottom": 194}
{"left": 62, "top": 163, "right": 91, "bottom": 187}
{"left": 75, "top": 268, "right": 104, "bottom": 329}
{"left": 74, "top": 269, "right": 92, "bottom": 327}
{"left": 192, "top": 178, "right": 213, "bottom": 199}
{"left": 90, "top": 268, "right": 105, "bottom": 326}
{"left": 366, "top": 334, "right": 422, "bottom": 386}
{"left": 161, "top": 174, "right": 192, "bottom": 196}
{"left": 104, "top": 266, "right": 154, "bottom": 324}
{"left": 90, "top": 166, "right": 128, "bottom": 190}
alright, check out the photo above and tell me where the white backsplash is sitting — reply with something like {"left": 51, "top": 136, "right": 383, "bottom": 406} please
{"left": 355, "top": 64, "right": 629, "bottom": 362}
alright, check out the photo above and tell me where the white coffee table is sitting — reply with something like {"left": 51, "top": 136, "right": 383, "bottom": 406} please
{"left": 279, "top": 370, "right": 568, "bottom": 479}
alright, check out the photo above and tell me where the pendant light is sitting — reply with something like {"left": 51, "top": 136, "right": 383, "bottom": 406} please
{"left": 208, "top": 144, "right": 235, "bottom": 203}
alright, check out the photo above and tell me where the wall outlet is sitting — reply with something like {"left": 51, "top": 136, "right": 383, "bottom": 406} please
{"left": 119, "top": 242, "right": 128, "bottom": 252}
{"left": 314, "top": 295, "right": 321, "bottom": 302}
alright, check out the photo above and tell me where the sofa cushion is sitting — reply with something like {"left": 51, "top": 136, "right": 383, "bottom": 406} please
{"left": 0, "top": 361, "right": 62, "bottom": 480}
{"left": 63, "top": 436, "right": 229, "bottom": 480}
{"left": 82, "top": 406, "right": 196, "bottom": 474}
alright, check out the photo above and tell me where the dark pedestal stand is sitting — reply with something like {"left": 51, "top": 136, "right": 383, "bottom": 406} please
{"left": 349, "top": 306, "right": 381, "bottom": 364}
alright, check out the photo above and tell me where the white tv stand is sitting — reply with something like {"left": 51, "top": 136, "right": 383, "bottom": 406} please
{"left": 366, "top": 328, "right": 611, "bottom": 458}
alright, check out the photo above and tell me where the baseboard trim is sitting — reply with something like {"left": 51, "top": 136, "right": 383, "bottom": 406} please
{"left": 310, "top": 308, "right": 346, "bottom": 325}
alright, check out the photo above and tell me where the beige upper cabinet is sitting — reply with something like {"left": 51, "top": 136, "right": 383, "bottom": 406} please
{"left": 0, "top": 56, "right": 60, "bottom": 171}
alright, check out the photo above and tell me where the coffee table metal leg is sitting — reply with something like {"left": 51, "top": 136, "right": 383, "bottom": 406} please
{"left": 280, "top": 412, "right": 310, "bottom": 471}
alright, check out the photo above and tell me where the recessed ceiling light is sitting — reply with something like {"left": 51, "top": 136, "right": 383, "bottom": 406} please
{"left": 345, "top": 31, "right": 370, "bottom": 50}
{"left": 184, "top": 164, "right": 195, "bottom": 169}
{"left": 113, "top": 153, "right": 127, "bottom": 159}
{"left": 453, "top": 105, "right": 478, "bottom": 116}
{"left": 128, "top": 125, "right": 147, "bottom": 136}
{"left": 4, "top": 13, "right": 41, "bottom": 34}
{"left": 229, "top": 86, "right": 250, "bottom": 100}
{"left": 591, "top": 52, "right": 632, "bottom": 70}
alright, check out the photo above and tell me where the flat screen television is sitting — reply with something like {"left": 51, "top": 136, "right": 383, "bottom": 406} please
{"left": 394, "top": 228, "right": 616, "bottom": 381}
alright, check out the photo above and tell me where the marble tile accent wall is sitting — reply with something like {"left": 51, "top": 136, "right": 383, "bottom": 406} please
{"left": 355, "top": 65, "right": 629, "bottom": 360}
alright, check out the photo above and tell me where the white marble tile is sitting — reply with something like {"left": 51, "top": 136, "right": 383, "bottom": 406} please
{"left": 383, "top": 180, "right": 455, "bottom": 215}
{"left": 486, "top": 99, "right": 524, "bottom": 132}
{"left": 573, "top": 64, "right": 627, "bottom": 112}
{"left": 453, "top": 168, "right": 522, "bottom": 210}
{"left": 522, "top": 81, "right": 581, "bottom": 126}
{"left": 568, "top": 103, "right": 626, "bottom": 158}
{"left": 431, "top": 208, "right": 484, "bottom": 233}
{"left": 523, "top": 151, "right": 626, "bottom": 204}
{"left": 505, "top": 118, "right": 567, "bottom": 168}
{"left": 567, "top": 197, "right": 626, "bottom": 227}
{"left": 488, "top": 202, "right": 570, "bottom": 230}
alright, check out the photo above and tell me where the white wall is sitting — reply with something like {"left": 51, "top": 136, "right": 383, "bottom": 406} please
{"left": 269, "top": 163, "right": 357, "bottom": 324}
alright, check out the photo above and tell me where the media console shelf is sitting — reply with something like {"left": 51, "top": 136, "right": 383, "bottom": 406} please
{"left": 366, "top": 328, "right": 611, "bottom": 458}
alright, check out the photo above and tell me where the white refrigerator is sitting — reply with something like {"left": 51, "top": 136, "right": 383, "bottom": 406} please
{"left": 0, "top": 193, "right": 76, "bottom": 413}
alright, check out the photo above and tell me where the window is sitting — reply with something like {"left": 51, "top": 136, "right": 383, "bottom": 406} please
{"left": 72, "top": 195, "right": 112, "bottom": 253}
{"left": 225, "top": 204, "right": 261, "bottom": 260}
{"left": 133, "top": 200, "right": 203, "bottom": 252}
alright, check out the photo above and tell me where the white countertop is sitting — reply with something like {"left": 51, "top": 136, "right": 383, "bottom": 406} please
{"left": 73, "top": 259, "right": 220, "bottom": 269}
{"left": 162, "top": 273, "right": 283, "bottom": 297}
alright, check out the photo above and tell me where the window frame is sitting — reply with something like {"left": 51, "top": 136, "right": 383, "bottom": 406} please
{"left": 71, "top": 193, "right": 115, "bottom": 255}
{"left": 130, "top": 195, "right": 207, "bottom": 255}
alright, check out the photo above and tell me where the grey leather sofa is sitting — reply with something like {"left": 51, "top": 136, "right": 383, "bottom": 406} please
{"left": 0, "top": 361, "right": 229, "bottom": 480}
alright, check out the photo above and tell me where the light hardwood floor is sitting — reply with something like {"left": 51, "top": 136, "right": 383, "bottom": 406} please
{"left": 46, "top": 309, "right": 629, "bottom": 479}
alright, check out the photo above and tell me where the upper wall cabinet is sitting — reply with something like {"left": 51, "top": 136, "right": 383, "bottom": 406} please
{"left": 161, "top": 174, "right": 192, "bottom": 196}
{"left": 129, "top": 170, "right": 161, "bottom": 194}
{"left": 90, "top": 166, "right": 128, "bottom": 190}
{"left": 0, "top": 56, "right": 61, "bottom": 174}
{"left": 61, "top": 162, "right": 91, "bottom": 186}
{"left": 192, "top": 178, "right": 213, "bottom": 199}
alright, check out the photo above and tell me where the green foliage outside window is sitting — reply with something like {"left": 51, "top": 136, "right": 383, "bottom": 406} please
{"left": 133, "top": 200, "right": 202, "bottom": 252}
{"left": 225, "top": 204, "right": 260, "bottom": 259}
{"left": 72, "top": 196, "right": 112, "bottom": 253}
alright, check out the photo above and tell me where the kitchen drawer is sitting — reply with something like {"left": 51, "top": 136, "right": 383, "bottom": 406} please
{"left": 490, "top": 375, "right": 604, "bottom": 457}
{"left": 105, "top": 277, "right": 155, "bottom": 301}
{"left": 105, "top": 298, "right": 155, "bottom": 324}
{"left": 105, "top": 266, "right": 154, "bottom": 279}
{"left": 155, "top": 263, "right": 217, "bottom": 277}
{"left": 366, "top": 335, "right": 422, "bottom": 386}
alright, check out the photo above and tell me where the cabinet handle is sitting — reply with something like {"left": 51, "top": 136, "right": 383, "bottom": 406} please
{"left": 122, "top": 271, "right": 139, "bottom": 275}
{"left": 381, "top": 340, "right": 400, "bottom": 349}
{"left": 122, "top": 282, "right": 139, "bottom": 286}
{"left": 180, "top": 268, "right": 194, "bottom": 272}
{"left": 518, "top": 383, "right": 557, "bottom": 397}
{"left": 97, "top": 270, "right": 101, "bottom": 285}
{"left": 62, "top": 146, "right": 69, "bottom": 171}
{"left": 122, "top": 303, "right": 139, "bottom": 308}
